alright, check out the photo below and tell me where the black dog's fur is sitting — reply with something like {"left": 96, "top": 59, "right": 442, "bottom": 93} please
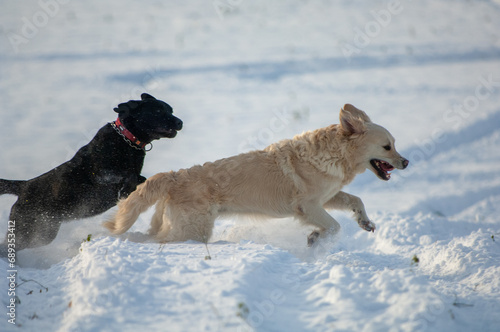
{"left": 0, "top": 93, "right": 182, "bottom": 253}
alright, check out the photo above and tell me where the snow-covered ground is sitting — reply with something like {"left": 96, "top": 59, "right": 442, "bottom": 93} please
{"left": 1, "top": 0, "right": 500, "bottom": 331}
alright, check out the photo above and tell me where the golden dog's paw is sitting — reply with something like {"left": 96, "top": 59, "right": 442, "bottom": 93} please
{"left": 307, "top": 231, "right": 320, "bottom": 247}
{"left": 358, "top": 220, "right": 376, "bottom": 232}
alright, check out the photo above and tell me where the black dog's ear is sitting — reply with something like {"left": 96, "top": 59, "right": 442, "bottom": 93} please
{"left": 114, "top": 100, "right": 140, "bottom": 114}
{"left": 141, "top": 93, "right": 157, "bottom": 101}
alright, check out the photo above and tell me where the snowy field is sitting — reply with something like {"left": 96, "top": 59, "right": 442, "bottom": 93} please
{"left": 1, "top": 0, "right": 500, "bottom": 331}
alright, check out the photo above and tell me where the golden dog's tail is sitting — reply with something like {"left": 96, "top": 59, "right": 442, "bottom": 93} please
{"left": 104, "top": 172, "right": 175, "bottom": 234}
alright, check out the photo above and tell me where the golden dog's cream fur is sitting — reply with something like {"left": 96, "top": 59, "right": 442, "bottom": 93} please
{"left": 104, "top": 104, "right": 408, "bottom": 246}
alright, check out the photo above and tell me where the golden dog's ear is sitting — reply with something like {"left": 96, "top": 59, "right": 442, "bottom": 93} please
{"left": 342, "top": 104, "right": 371, "bottom": 123}
{"left": 340, "top": 104, "right": 368, "bottom": 135}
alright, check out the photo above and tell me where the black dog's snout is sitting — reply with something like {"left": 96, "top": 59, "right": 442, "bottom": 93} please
{"left": 402, "top": 158, "right": 409, "bottom": 169}
{"left": 174, "top": 117, "right": 183, "bottom": 130}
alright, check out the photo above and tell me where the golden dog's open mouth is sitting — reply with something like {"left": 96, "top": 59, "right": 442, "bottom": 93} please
{"left": 370, "top": 159, "right": 395, "bottom": 180}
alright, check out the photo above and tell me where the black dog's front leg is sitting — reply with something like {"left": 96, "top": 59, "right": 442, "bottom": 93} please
{"left": 118, "top": 174, "right": 146, "bottom": 199}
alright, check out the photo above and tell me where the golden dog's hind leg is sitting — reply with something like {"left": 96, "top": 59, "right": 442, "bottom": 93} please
{"left": 324, "top": 191, "right": 376, "bottom": 232}
{"left": 155, "top": 204, "right": 217, "bottom": 244}
{"left": 148, "top": 199, "right": 167, "bottom": 236}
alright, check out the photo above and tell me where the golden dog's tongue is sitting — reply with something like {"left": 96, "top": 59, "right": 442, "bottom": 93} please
{"left": 379, "top": 160, "right": 394, "bottom": 171}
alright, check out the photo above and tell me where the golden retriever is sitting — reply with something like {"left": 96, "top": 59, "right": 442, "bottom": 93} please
{"left": 104, "top": 104, "right": 408, "bottom": 246}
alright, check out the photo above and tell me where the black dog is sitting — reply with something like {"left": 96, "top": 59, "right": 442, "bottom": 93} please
{"left": 0, "top": 93, "right": 182, "bottom": 253}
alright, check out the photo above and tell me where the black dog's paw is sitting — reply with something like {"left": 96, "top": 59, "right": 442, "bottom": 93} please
{"left": 307, "top": 231, "right": 320, "bottom": 247}
{"left": 358, "top": 220, "right": 376, "bottom": 232}
{"left": 138, "top": 175, "right": 147, "bottom": 184}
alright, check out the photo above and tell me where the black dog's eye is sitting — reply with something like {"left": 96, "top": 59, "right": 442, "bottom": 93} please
{"left": 383, "top": 145, "right": 391, "bottom": 151}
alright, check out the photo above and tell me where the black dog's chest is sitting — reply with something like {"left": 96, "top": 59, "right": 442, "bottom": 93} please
{"left": 93, "top": 172, "right": 128, "bottom": 185}
{"left": 67, "top": 125, "right": 146, "bottom": 189}
{"left": 79, "top": 124, "right": 146, "bottom": 173}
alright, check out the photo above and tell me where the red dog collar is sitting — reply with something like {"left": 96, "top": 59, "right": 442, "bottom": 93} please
{"left": 112, "top": 117, "right": 147, "bottom": 149}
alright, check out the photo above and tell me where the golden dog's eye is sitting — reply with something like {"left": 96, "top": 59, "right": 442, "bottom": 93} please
{"left": 383, "top": 145, "right": 391, "bottom": 151}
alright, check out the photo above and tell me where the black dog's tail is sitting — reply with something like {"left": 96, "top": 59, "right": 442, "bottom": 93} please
{"left": 0, "top": 179, "right": 24, "bottom": 196}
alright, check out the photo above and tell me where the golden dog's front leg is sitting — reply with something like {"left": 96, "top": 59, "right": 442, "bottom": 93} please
{"left": 323, "top": 191, "right": 376, "bottom": 233}
{"left": 296, "top": 204, "right": 341, "bottom": 246}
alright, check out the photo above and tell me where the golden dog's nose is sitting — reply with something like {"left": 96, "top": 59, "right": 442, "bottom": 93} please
{"left": 402, "top": 158, "right": 409, "bottom": 169}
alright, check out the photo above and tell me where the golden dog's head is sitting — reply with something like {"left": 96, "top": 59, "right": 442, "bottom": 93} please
{"left": 339, "top": 104, "right": 409, "bottom": 180}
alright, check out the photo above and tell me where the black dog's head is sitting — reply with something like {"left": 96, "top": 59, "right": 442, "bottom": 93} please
{"left": 114, "top": 93, "right": 183, "bottom": 142}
